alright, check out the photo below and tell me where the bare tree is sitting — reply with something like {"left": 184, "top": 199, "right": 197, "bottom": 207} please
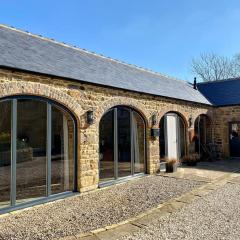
{"left": 233, "top": 53, "right": 240, "bottom": 76}
{"left": 191, "top": 53, "right": 238, "bottom": 82}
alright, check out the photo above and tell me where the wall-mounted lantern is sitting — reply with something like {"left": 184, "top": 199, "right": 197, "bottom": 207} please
{"left": 151, "top": 128, "right": 160, "bottom": 138}
{"left": 152, "top": 113, "right": 157, "bottom": 126}
{"left": 188, "top": 115, "right": 193, "bottom": 128}
{"left": 151, "top": 113, "right": 160, "bottom": 138}
{"left": 87, "top": 110, "right": 94, "bottom": 124}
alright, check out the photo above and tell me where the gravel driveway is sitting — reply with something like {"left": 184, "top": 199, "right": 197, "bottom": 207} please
{"left": 120, "top": 180, "right": 240, "bottom": 240}
{"left": 0, "top": 176, "right": 202, "bottom": 240}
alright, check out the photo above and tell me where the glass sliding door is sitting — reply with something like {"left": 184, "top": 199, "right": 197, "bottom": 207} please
{"left": 0, "top": 101, "right": 11, "bottom": 208}
{"left": 118, "top": 107, "right": 131, "bottom": 178}
{"left": 0, "top": 97, "right": 76, "bottom": 212}
{"left": 16, "top": 99, "right": 47, "bottom": 203}
{"left": 99, "top": 110, "right": 115, "bottom": 182}
{"left": 194, "top": 115, "right": 211, "bottom": 157}
{"left": 159, "top": 117, "right": 166, "bottom": 159}
{"left": 179, "top": 117, "right": 186, "bottom": 158}
{"left": 99, "top": 106, "right": 145, "bottom": 183}
{"left": 51, "top": 105, "right": 74, "bottom": 194}
{"left": 133, "top": 111, "right": 145, "bottom": 174}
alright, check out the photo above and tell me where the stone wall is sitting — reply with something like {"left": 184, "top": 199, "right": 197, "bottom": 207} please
{"left": 213, "top": 106, "right": 240, "bottom": 158}
{"left": 0, "top": 68, "right": 213, "bottom": 192}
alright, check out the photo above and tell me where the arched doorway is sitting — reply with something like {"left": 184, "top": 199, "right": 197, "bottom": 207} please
{"left": 99, "top": 106, "right": 146, "bottom": 183}
{"left": 194, "top": 114, "right": 212, "bottom": 158}
{"left": 0, "top": 96, "right": 76, "bottom": 210}
{"left": 160, "top": 112, "right": 186, "bottom": 160}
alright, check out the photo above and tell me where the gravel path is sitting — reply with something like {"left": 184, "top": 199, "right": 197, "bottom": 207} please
{"left": 120, "top": 181, "right": 240, "bottom": 240}
{"left": 0, "top": 176, "right": 202, "bottom": 240}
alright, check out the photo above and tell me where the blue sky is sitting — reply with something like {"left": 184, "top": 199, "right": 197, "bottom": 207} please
{"left": 1, "top": 0, "right": 240, "bottom": 82}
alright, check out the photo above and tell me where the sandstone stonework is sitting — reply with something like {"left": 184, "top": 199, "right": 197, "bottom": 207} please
{"left": 213, "top": 106, "right": 240, "bottom": 158}
{"left": 0, "top": 68, "right": 214, "bottom": 192}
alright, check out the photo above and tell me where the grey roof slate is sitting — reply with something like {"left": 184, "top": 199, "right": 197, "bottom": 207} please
{"left": 0, "top": 25, "right": 211, "bottom": 105}
{"left": 197, "top": 78, "right": 240, "bottom": 106}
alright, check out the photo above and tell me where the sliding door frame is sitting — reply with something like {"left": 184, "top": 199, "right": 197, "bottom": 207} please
{"left": 99, "top": 106, "right": 146, "bottom": 186}
{"left": 0, "top": 95, "right": 77, "bottom": 214}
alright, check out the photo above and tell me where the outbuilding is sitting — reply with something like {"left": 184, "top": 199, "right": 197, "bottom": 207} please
{"left": 0, "top": 24, "right": 236, "bottom": 213}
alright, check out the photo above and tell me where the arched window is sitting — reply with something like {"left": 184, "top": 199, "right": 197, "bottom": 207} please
{"left": 159, "top": 112, "right": 186, "bottom": 160}
{"left": 0, "top": 97, "right": 76, "bottom": 210}
{"left": 99, "top": 106, "right": 146, "bottom": 183}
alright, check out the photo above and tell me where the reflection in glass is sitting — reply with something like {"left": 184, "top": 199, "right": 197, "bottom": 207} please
{"left": 51, "top": 106, "right": 74, "bottom": 194}
{"left": 159, "top": 117, "right": 165, "bottom": 158}
{"left": 0, "top": 97, "right": 76, "bottom": 209}
{"left": 16, "top": 100, "right": 47, "bottom": 203}
{"left": 99, "top": 107, "right": 145, "bottom": 182}
{"left": 99, "top": 110, "right": 114, "bottom": 181}
{"left": 118, "top": 108, "right": 131, "bottom": 177}
{"left": 179, "top": 117, "right": 186, "bottom": 158}
{"left": 133, "top": 111, "right": 145, "bottom": 174}
{"left": 0, "top": 101, "right": 11, "bottom": 208}
{"left": 194, "top": 115, "right": 212, "bottom": 157}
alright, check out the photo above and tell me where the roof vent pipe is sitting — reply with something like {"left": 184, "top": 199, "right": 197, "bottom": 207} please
{"left": 193, "top": 77, "right": 197, "bottom": 90}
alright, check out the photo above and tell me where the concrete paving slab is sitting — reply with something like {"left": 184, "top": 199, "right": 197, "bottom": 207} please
{"left": 95, "top": 223, "right": 140, "bottom": 240}
{"left": 228, "top": 176, "right": 240, "bottom": 184}
{"left": 176, "top": 193, "right": 196, "bottom": 203}
{"left": 161, "top": 159, "right": 240, "bottom": 183}
{"left": 191, "top": 189, "right": 212, "bottom": 197}
{"left": 79, "top": 235, "right": 99, "bottom": 240}
{"left": 61, "top": 235, "right": 77, "bottom": 240}
{"left": 134, "top": 211, "right": 171, "bottom": 226}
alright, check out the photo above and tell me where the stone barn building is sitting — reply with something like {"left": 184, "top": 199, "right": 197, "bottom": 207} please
{"left": 0, "top": 24, "right": 238, "bottom": 213}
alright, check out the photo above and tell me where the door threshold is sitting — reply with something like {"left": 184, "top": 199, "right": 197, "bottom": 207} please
{"left": 99, "top": 173, "right": 147, "bottom": 188}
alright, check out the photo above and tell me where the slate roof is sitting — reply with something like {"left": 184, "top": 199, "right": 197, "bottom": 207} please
{"left": 0, "top": 25, "right": 211, "bottom": 105}
{"left": 197, "top": 78, "right": 240, "bottom": 106}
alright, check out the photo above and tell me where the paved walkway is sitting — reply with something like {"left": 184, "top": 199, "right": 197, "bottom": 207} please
{"left": 118, "top": 174, "right": 240, "bottom": 240}
{"left": 72, "top": 160, "right": 240, "bottom": 240}
{"left": 76, "top": 172, "right": 240, "bottom": 240}
{"left": 162, "top": 158, "right": 240, "bottom": 181}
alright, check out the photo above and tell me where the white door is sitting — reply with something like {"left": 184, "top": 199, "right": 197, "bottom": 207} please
{"left": 165, "top": 114, "right": 179, "bottom": 159}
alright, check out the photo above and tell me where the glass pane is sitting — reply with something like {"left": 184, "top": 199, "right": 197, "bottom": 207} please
{"left": 229, "top": 122, "right": 240, "bottom": 157}
{"left": 194, "top": 117, "right": 200, "bottom": 154}
{"left": 133, "top": 111, "right": 145, "bottom": 174}
{"left": 159, "top": 117, "right": 165, "bottom": 158}
{"left": 179, "top": 117, "right": 186, "bottom": 158}
{"left": 199, "top": 117, "right": 207, "bottom": 145}
{"left": 0, "top": 101, "right": 11, "bottom": 208}
{"left": 118, "top": 107, "right": 131, "bottom": 177}
{"left": 16, "top": 99, "right": 47, "bottom": 203}
{"left": 51, "top": 106, "right": 74, "bottom": 194}
{"left": 99, "top": 110, "right": 114, "bottom": 181}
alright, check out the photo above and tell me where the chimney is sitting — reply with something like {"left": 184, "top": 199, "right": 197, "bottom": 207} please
{"left": 193, "top": 77, "right": 197, "bottom": 90}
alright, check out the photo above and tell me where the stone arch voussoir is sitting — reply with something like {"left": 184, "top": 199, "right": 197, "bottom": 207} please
{"left": 157, "top": 106, "right": 189, "bottom": 128}
{"left": 95, "top": 97, "right": 151, "bottom": 127}
{"left": 192, "top": 109, "right": 213, "bottom": 127}
{"left": 0, "top": 81, "right": 84, "bottom": 120}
